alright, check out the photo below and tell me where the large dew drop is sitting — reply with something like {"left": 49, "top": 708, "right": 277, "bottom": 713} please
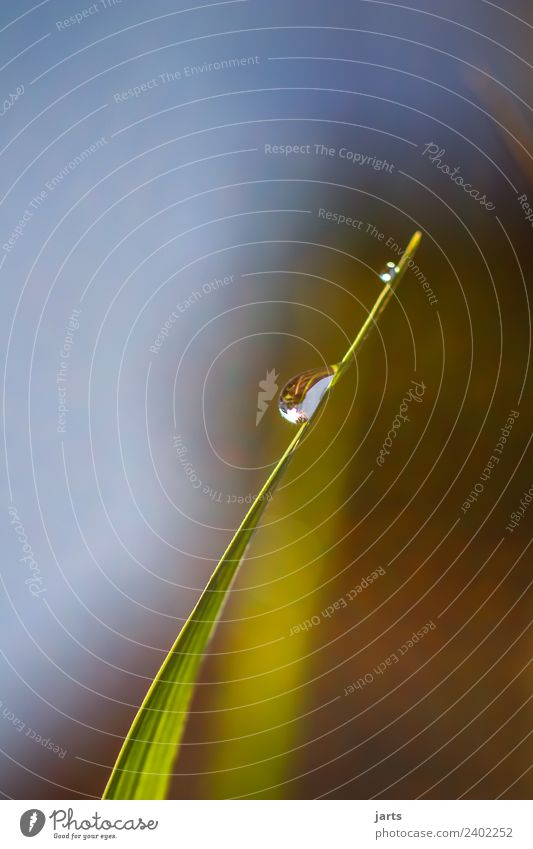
{"left": 278, "top": 365, "right": 338, "bottom": 424}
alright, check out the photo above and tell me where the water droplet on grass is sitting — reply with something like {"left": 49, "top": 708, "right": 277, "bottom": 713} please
{"left": 278, "top": 365, "right": 338, "bottom": 424}
{"left": 379, "top": 260, "right": 400, "bottom": 284}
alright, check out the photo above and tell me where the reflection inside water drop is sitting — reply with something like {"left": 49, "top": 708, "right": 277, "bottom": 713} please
{"left": 278, "top": 365, "right": 338, "bottom": 424}
{"left": 277, "top": 232, "right": 421, "bottom": 427}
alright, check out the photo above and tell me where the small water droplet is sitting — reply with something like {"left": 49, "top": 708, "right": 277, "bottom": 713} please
{"left": 379, "top": 260, "right": 400, "bottom": 284}
{"left": 278, "top": 365, "right": 338, "bottom": 424}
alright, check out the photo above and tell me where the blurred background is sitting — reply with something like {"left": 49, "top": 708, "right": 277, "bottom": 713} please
{"left": 0, "top": 0, "right": 531, "bottom": 800}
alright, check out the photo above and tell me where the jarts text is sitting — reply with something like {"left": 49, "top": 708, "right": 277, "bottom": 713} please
{"left": 374, "top": 812, "right": 402, "bottom": 823}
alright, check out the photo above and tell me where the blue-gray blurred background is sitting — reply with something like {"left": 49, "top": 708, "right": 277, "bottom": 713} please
{"left": 1, "top": 0, "right": 531, "bottom": 799}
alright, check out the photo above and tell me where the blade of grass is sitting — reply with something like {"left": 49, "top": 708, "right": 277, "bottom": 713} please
{"left": 102, "top": 230, "right": 422, "bottom": 800}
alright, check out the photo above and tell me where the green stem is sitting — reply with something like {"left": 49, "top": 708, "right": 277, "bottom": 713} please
{"left": 102, "top": 230, "right": 421, "bottom": 800}
{"left": 334, "top": 229, "right": 422, "bottom": 382}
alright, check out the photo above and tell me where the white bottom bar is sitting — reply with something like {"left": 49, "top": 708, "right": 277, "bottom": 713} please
{"left": 2, "top": 799, "right": 530, "bottom": 848}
